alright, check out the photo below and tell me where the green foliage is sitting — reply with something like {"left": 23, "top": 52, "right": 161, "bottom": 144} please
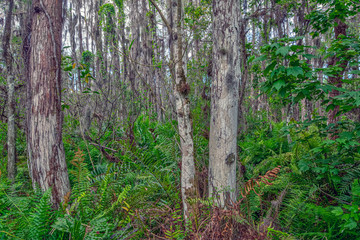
{"left": 240, "top": 121, "right": 289, "bottom": 168}
{"left": 81, "top": 50, "right": 94, "bottom": 69}
{"left": 114, "top": 0, "right": 124, "bottom": 10}
{"left": 99, "top": 3, "right": 116, "bottom": 34}
{"left": 0, "top": 184, "right": 57, "bottom": 239}
{"left": 332, "top": 179, "right": 360, "bottom": 233}
{"left": 239, "top": 121, "right": 360, "bottom": 239}
{"left": 2, "top": 0, "right": 360, "bottom": 238}
{"left": 251, "top": 37, "right": 322, "bottom": 104}
{"left": 307, "top": 0, "right": 360, "bottom": 36}
{"left": 253, "top": 34, "right": 360, "bottom": 115}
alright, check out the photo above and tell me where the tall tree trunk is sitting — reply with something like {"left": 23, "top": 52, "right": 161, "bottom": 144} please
{"left": 150, "top": 4, "right": 163, "bottom": 122}
{"left": 3, "top": 0, "right": 16, "bottom": 181}
{"left": 129, "top": 0, "right": 140, "bottom": 97}
{"left": 151, "top": 0, "right": 197, "bottom": 219}
{"left": 116, "top": 0, "right": 128, "bottom": 122}
{"left": 328, "top": 18, "right": 348, "bottom": 126}
{"left": 95, "top": 0, "right": 105, "bottom": 88}
{"left": 69, "top": 4, "right": 77, "bottom": 90}
{"left": 27, "top": 0, "right": 70, "bottom": 207}
{"left": 238, "top": 6, "right": 248, "bottom": 133}
{"left": 171, "top": 0, "right": 197, "bottom": 220}
{"left": 209, "top": 0, "right": 241, "bottom": 207}
{"left": 76, "top": 0, "right": 83, "bottom": 91}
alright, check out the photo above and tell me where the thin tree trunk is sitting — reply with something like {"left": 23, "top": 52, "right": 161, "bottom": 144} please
{"left": 151, "top": 5, "right": 163, "bottom": 122}
{"left": 27, "top": 0, "right": 70, "bottom": 207}
{"left": 328, "top": 18, "right": 348, "bottom": 126}
{"left": 172, "top": 0, "right": 197, "bottom": 220}
{"left": 209, "top": 0, "right": 241, "bottom": 207}
{"left": 7, "top": 78, "right": 16, "bottom": 181}
{"left": 150, "top": 0, "right": 197, "bottom": 219}
{"left": 76, "top": 0, "right": 83, "bottom": 91}
{"left": 3, "top": 0, "right": 16, "bottom": 181}
{"left": 238, "top": 10, "right": 248, "bottom": 133}
{"left": 69, "top": 5, "right": 77, "bottom": 90}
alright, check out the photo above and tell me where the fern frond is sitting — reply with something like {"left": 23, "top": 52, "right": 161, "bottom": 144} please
{"left": 241, "top": 166, "right": 282, "bottom": 198}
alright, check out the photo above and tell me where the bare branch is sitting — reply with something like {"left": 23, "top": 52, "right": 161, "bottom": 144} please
{"left": 148, "top": 0, "right": 172, "bottom": 33}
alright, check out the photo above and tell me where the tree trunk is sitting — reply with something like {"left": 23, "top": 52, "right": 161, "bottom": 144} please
{"left": 95, "top": 0, "right": 105, "bottom": 88}
{"left": 209, "top": 0, "right": 241, "bottom": 207}
{"left": 76, "top": 0, "right": 83, "bottom": 91}
{"left": 7, "top": 77, "right": 16, "bottom": 181}
{"left": 151, "top": 4, "right": 163, "bottom": 122}
{"left": 69, "top": 4, "right": 77, "bottom": 90}
{"left": 328, "top": 18, "right": 348, "bottom": 126}
{"left": 238, "top": 11, "right": 248, "bottom": 133}
{"left": 150, "top": 0, "right": 197, "bottom": 219}
{"left": 27, "top": 0, "right": 70, "bottom": 207}
{"left": 3, "top": 0, "right": 16, "bottom": 181}
{"left": 171, "top": 0, "right": 197, "bottom": 220}
{"left": 129, "top": 0, "right": 140, "bottom": 97}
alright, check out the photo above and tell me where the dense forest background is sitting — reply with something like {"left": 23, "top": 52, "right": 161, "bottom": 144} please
{"left": 0, "top": 0, "right": 360, "bottom": 239}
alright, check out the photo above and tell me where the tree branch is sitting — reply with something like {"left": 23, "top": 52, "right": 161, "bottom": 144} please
{"left": 148, "top": 0, "right": 172, "bottom": 33}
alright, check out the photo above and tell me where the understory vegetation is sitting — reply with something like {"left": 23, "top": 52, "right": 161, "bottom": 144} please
{"left": 1, "top": 111, "right": 359, "bottom": 239}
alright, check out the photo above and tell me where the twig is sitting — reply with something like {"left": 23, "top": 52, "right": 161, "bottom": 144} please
{"left": 317, "top": 187, "right": 352, "bottom": 206}
{"left": 75, "top": 107, "right": 96, "bottom": 172}
{"left": 89, "top": 142, "right": 118, "bottom": 152}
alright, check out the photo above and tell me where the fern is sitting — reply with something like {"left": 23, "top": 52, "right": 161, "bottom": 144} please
{"left": 52, "top": 147, "right": 133, "bottom": 239}
{"left": 27, "top": 189, "right": 53, "bottom": 239}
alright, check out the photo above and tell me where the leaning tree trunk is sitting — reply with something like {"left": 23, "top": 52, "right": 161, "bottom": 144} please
{"left": 3, "top": 0, "right": 16, "bottom": 181}
{"left": 208, "top": 0, "right": 241, "bottom": 207}
{"left": 27, "top": 0, "right": 70, "bottom": 207}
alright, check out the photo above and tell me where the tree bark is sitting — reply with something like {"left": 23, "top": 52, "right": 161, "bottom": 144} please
{"left": 238, "top": 10, "right": 248, "bottom": 133}
{"left": 172, "top": 0, "right": 197, "bottom": 220}
{"left": 76, "top": 0, "right": 83, "bottom": 91}
{"left": 27, "top": 0, "right": 70, "bottom": 207}
{"left": 150, "top": 0, "right": 197, "bottom": 219}
{"left": 209, "top": 0, "right": 241, "bottom": 207}
{"left": 69, "top": 4, "right": 77, "bottom": 90}
{"left": 327, "top": 18, "right": 348, "bottom": 126}
{"left": 2, "top": 0, "right": 16, "bottom": 181}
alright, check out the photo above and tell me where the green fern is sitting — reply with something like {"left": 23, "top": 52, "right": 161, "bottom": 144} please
{"left": 27, "top": 189, "right": 53, "bottom": 239}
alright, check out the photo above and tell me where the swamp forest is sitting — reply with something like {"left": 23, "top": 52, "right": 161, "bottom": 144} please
{"left": 0, "top": 0, "right": 360, "bottom": 239}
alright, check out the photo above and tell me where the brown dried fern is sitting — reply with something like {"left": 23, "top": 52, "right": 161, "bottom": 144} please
{"left": 70, "top": 148, "right": 85, "bottom": 168}
{"left": 241, "top": 166, "right": 281, "bottom": 198}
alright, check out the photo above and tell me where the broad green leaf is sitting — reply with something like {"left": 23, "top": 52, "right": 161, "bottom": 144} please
{"left": 303, "top": 54, "right": 317, "bottom": 60}
{"left": 344, "top": 221, "right": 357, "bottom": 230}
{"left": 331, "top": 207, "right": 343, "bottom": 216}
{"left": 273, "top": 79, "right": 285, "bottom": 90}
{"left": 264, "top": 61, "right": 277, "bottom": 75}
{"left": 252, "top": 55, "right": 267, "bottom": 62}
{"left": 276, "top": 46, "right": 290, "bottom": 56}
{"left": 287, "top": 66, "right": 303, "bottom": 77}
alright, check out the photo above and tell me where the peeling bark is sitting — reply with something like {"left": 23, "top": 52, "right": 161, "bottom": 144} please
{"left": 27, "top": 0, "right": 70, "bottom": 207}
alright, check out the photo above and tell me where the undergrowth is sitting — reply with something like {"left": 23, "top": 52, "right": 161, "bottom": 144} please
{"left": 0, "top": 114, "right": 359, "bottom": 239}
